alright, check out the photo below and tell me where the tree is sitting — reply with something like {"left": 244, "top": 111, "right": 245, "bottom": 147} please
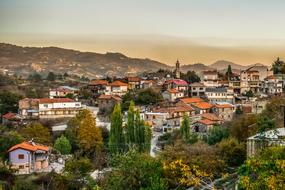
{"left": 28, "top": 72, "right": 42, "bottom": 82}
{"left": 225, "top": 65, "right": 233, "bottom": 80}
{"left": 46, "top": 72, "right": 56, "bottom": 81}
{"left": 21, "top": 122, "right": 51, "bottom": 144}
{"left": 101, "top": 149, "right": 168, "bottom": 190}
{"left": 217, "top": 137, "right": 246, "bottom": 167}
{"left": 272, "top": 57, "right": 285, "bottom": 74}
{"left": 180, "top": 71, "right": 201, "bottom": 83}
{"left": 136, "top": 88, "right": 163, "bottom": 105}
{"left": 244, "top": 90, "right": 254, "bottom": 97}
{"left": 0, "top": 131, "right": 24, "bottom": 159}
{"left": 109, "top": 104, "right": 125, "bottom": 153}
{"left": 54, "top": 135, "right": 72, "bottom": 155}
{"left": 204, "top": 125, "right": 229, "bottom": 145}
{"left": 126, "top": 101, "right": 135, "bottom": 143}
{"left": 77, "top": 110, "right": 103, "bottom": 155}
{"left": 238, "top": 147, "right": 285, "bottom": 190}
{"left": 0, "top": 91, "right": 22, "bottom": 115}
{"left": 180, "top": 114, "right": 190, "bottom": 141}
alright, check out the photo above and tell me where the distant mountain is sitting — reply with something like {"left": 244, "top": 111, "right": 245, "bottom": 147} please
{"left": 209, "top": 60, "right": 247, "bottom": 70}
{"left": 0, "top": 43, "right": 171, "bottom": 78}
{"left": 180, "top": 63, "right": 211, "bottom": 74}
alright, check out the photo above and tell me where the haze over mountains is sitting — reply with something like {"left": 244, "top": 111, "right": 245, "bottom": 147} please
{"left": 0, "top": 43, "right": 270, "bottom": 78}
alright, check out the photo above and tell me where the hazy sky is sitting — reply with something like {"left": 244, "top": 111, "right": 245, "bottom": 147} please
{"left": 1, "top": 0, "right": 285, "bottom": 65}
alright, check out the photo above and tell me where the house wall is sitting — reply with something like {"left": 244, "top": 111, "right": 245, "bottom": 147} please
{"left": 9, "top": 149, "right": 31, "bottom": 164}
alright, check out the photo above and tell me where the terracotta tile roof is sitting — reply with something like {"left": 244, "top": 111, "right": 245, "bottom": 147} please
{"left": 154, "top": 105, "right": 194, "bottom": 114}
{"left": 127, "top": 77, "right": 141, "bottom": 82}
{"left": 214, "top": 103, "right": 234, "bottom": 109}
{"left": 197, "top": 119, "right": 216, "bottom": 125}
{"left": 90, "top": 79, "right": 109, "bottom": 85}
{"left": 109, "top": 81, "right": 128, "bottom": 87}
{"left": 8, "top": 141, "right": 49, "bottom": 152}
{"left": 265, "top": 75, "right": 276, "bottom": 80}
{"left": 98, "top": 94, "right": 122, "bottom": 101}
{"left": 192, "top": 102, "right": 213, "bottom": 110}
{"left": 167, "top": 89, "right": 179, "bottom": 93}
{"left": 2, "top": 112, "right": 16, "bottom": 120}
{"left": 38, "top": 98, "right": 75, "bottom": 104}
{"left": 201, "top": 113, "right": 222, "bottom": 121}
{"left": 165, "top": 79, "right": 188, "bottom": 86}
{"left": 180, "top": 97, "right": 204, "bottom": 104}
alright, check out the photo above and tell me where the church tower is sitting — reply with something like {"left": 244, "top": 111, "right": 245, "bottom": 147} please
{"left": 174, "top": 59, "right": 181, "bottom": 79}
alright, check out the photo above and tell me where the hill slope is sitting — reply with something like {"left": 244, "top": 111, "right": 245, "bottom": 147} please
{"left": 0, "top": 43, "right": 170, "bottom": 78}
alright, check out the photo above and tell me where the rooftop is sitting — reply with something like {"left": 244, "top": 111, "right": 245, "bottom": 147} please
{"left": 109, "top": 80, "right": 128, "bottom": 86}
{"left": 205, "top": 87, "right": 227, "bottom": 93}
{"left": 8, "top": 141, "right": 49, "bottom": 152}
{"left": 90, "top": 79, "right": 109, "bottom": 86}
{"left": 180, "top": 97, "right": 204, "bottom": 104}
{"left": 165, "top": 79, "right": 188, "bottom": 86}
{"left": 197, "top": 119, "right": 216, "bottom": 125}
{"left": 192, "top": 102, "right": 213, "bottom": 109}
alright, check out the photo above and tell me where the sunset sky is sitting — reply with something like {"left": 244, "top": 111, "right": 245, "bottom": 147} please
{"left": 1, "top": 0, "right": 285, "bottom": 65}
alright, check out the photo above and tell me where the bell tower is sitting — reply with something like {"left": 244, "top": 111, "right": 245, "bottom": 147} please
{"left": 174, "top": 59, "right": 181, "bottom": 79}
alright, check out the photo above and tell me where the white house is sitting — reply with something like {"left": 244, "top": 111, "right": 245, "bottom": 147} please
{"left": 261, "top": 75, "right": 283, "bottom": 95}
{"left": 162, "top": 89, "right": 184, "bottom": 102}
{"left": 205, "top": 87, "right": 234, "bottom": 104}
{"left": 105, "top": 81, "right": 128, "bottom": 96}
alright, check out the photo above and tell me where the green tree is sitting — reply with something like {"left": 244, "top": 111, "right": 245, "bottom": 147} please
{"left": 205, "top": 125, "right": 229, "bottom": 145}
{"left": 126, "top": 101, "right": 135, "bottom": 143}
{"left": 225, "top": 65, "right": 233, "bottom": 80}
{"left": 54, "top": 135, "right": 72, "bottom": 155}
{"left": 180, "top": 70, "right": 201, "bottom": 83}
{"left": 0, "top": 131, "right": 24, "bottom": 159}
{"left": 28, "top": 72, "right": 42, "bottom": 82}
{"left": 102, "top": 149, "right": 168, "bottom": 190}
{"left": 272, "top": 57, "right": 285, "bottom": 74}
{"left": 180, "top": 114, "right": 190, "bottom": 141}
{"left": 109, "top": 104, "right": 125, "bottom": 153}
{"left": 137, "top": 88, "right": 163, "bottom": 105}
{"left": 0, "top": 91, "right": 22, "bottom": 115}
{"left": 217, "top": 137, "right": 246, "bottom": 167}
{"left": 244, "top": 90, "right": 254, "bottom": 97}
{"left": 77, "top": 110, "right": 103, "bottom": 155}
{"left": 46, "top": 72, "right": 56, "bottom": 81}
{"left": 21, "top": 122, "right": 51, "bottom": 144}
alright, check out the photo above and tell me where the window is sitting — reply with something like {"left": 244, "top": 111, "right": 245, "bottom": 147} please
{"left": 19, "top": 165, "right": 24, "bottom": 169}
{"left": 43, "top": 104, "right": 48, "bottom": 108}
{"left": 18, "top": 154, "right": 24, "bottom": 159}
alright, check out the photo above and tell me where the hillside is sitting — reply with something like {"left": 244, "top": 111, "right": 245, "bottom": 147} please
{"left": 0, "top": 43, "right": 170, "bottom": 78}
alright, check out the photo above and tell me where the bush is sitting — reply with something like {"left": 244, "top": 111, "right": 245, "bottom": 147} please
{"left": 54, "top": 135, "right": 72, "bottom": 155}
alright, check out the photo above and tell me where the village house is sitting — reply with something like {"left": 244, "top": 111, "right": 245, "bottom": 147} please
{"left": 19, "top": 98, "right": 82, "bottom": 119}
{"left": 144, "top": 112, "right": 168, "bottom": 130}
{"left": 162, "top": 89, "right": 184, "bottom": 102}
{"left": 180, "top": 97, "right": 204, "bottom": 105}
{"left": 191, "top": 101, "right": 213, "bottom": 114}
{"left": 240, "top": 69, "right": 260, "bottom": 94}
{"left": 8, "top": 141, "right": 50, "bottom": 174}
{"left": 212, "top": 103, "right": 235, "bottom": 121}
{"left": 163, "top": 79, "right": 188, "bottom": 96}
{"left": 261, "top": 75, "right": 283, "bottom": 95}
{"left": 189, "top": 82, "right": 206, "bottom": 97}
{"left": 141, "top": 80, "right": 154, "bottom": 89}
{"left": 105, "top": 81, "right": 128, "bottom": 96}
{"left": 192, "top": 113, "right": 222, "bottom": 133}
{"left": 201, "top": 70, "right": 219, "bottom": 87}
{"left": 205, "top": 87, "right": 235, "bottom": 104}
{"left": 127, "top": 77, "right": 141, "bottom": 90}
{"left": 87, "top": 79, "right": 109, "bottom": 98}
{"left": 97, "top": 94, "right": 122, "bottom": 115}
{"left": 49, "top": 86, "right": 79, "bottom": 99}
{"left": 2, "top": 112, "right": 22, "bottom": 125}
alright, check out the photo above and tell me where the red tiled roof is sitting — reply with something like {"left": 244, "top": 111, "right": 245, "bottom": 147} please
{"left": 180, "top": 97, "right": 204, "bottom": 104}
{"left": 154, "top": 105, "right": 194, "bottom": 114}
{"left": 265, "top": 75, "right": 276, "bottom": 80}
{"left": 90, "top": 79, "right": 109, "bottom": 85}
{"left": 214, "top": 103, "right": 234, "bottom": 109}
{"left": 2, "top": 112, "right": 16, "bottom": 120}
{"left": 167, "top": 89, "right": 179, "bottom": 93}
{"left": 192, "top": 102, "right": 213, "bottom": 110}
{"left": 165, "top": 79, "right": 188, "bottom": 86}
{"left": 50, "top": 87, "right": 72, "bottom": 93}
{"left": 109, "top": 81, "right": 128, "bottom": 86}
{"left": 201, "top": 113, "right": 222, "bottom": 121}
{"left": 38, "top": 98, "right": 74, "bottom": 104}
{"left": 197, "top": 119, "right": 216, "bottom": 125}
{"left": 127, "top": 77, "right": 141, "bottom": 82}
{"left": 8, "top": 141, "right": 49, "bottom": 152}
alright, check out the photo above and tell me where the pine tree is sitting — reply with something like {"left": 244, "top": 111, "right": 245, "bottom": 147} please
{"left": 109, "top": 104, "right": 125, "bottom": 153}
{"left": 180, "top": 114, "right": 190, "bottom": 141}
{"left": 77, "top": 110, "right": 103, "bottom": 154}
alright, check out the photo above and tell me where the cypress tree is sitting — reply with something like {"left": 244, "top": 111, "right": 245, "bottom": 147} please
{"left": 126, "top": 101, "right": 135, "bottom": 143}
{"left": 180, "top": 113, "right": 190, "bottom": 141}
{"left": 109, "top": 104, "right": 125, "bottom": 153}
